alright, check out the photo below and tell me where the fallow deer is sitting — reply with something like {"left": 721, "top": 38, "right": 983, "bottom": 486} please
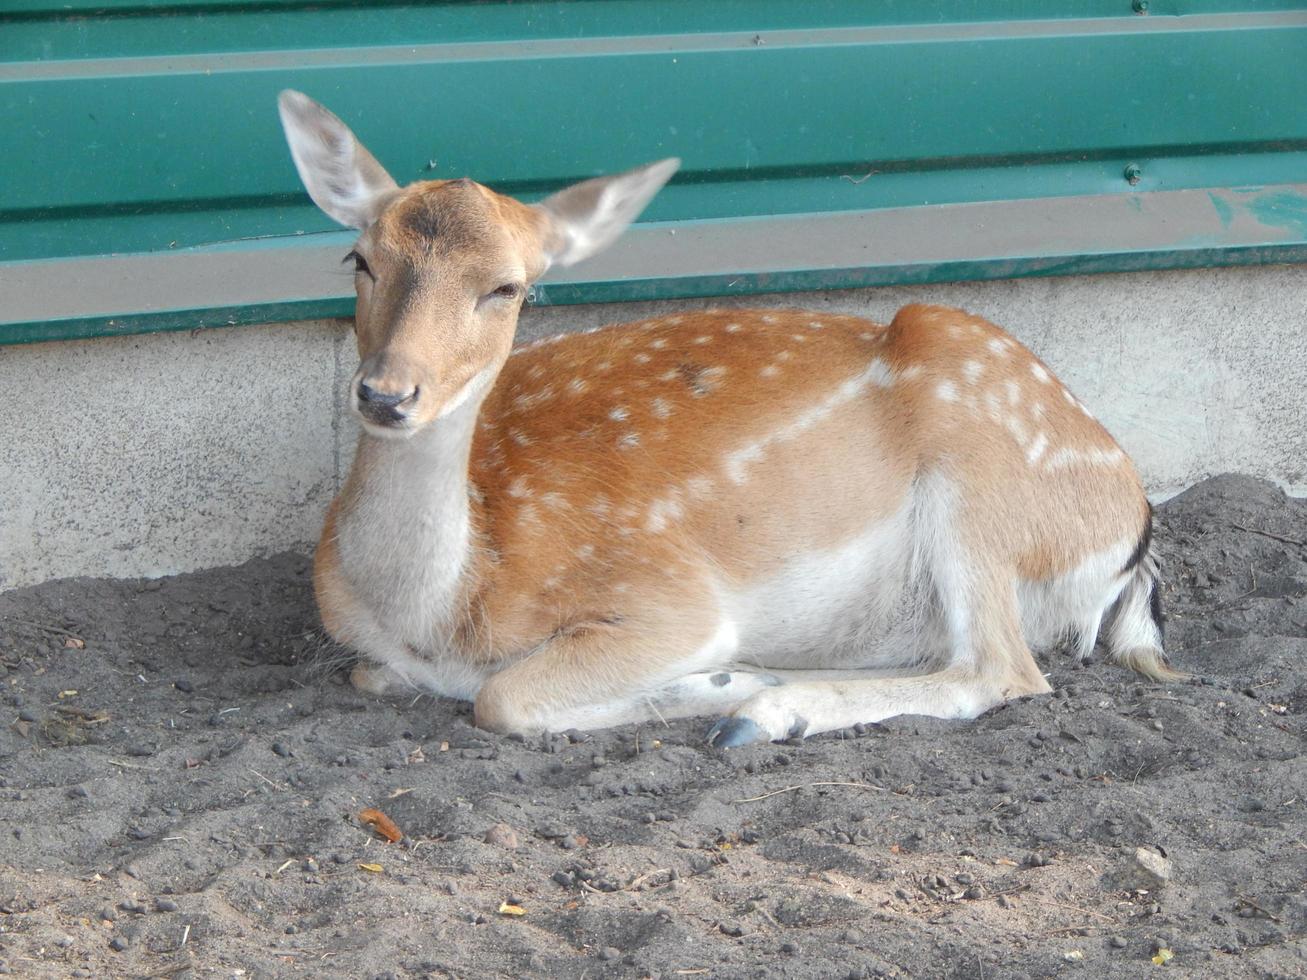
{"left": 278, "top": 90, "right": 1178, "bottom": 747}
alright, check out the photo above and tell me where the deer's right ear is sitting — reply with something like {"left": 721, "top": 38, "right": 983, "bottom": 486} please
{"left": 277, "top": 90, "right": 399, "bottom": 230}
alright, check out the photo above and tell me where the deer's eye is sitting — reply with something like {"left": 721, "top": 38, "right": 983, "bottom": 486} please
{"left": 343, "top": 250, "right": 373, "bottom": 280}
{"left": 489, "top": 283, "right": 521, "bottom": 301}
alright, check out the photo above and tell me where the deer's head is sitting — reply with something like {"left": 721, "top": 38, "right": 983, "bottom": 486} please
{"left": 278, "top": 90, "right": 678, "bottom": 436}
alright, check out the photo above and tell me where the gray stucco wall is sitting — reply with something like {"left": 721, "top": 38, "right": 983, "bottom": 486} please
{"left": 2, "top": 264, "right": 1303, "bottom": 591}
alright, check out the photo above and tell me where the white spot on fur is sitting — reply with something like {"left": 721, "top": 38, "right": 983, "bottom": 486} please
{"left": 897, "top": 364, "right": 924, "bottom": 382}
{"left": 935, "top": 381, "right": 958, "bottom": 402}
{"left": 686, "top": 475, "right": 713, "bottom": 498}
{"left": 807, "top": 320, "right": 824, "bottom": 330}
{"left": 725, "top": 444, "right": 765, "bottom": 483}
{"left": 693, "top": 336, "right": 712, "bottom": 345}
{"left": 576, "top": 543, "right": 595, "bottom": 560}
{"left": 987, "top": 337, "right": 1010, "bottom": 357}
{"left": 1005, "top": 380, "right": 1021, "bottom": 406}
{"left": 509, "top": 429, "right": 531, "bottom": 447}
{"left": 609, "top": 406, "right": 629, "bottom": 422}
{"left": 761, "top": 314, "right": 777, "bottom": 324}
{"left": 596, "top": 361, "right": 613, "bottom": 372}
{"left": 618, "top": 432, "right": 640, "bottom": 450}
{"left": 1026, "top": 431, "right": 1049, "bottom": 464}
{"left": 725, "top": 322, "right": 742, "bottom": 333}
{"left": 760, "top": 365, "right": 780, "bottom": 378}
{"left": 1045, "top": 446, "right": 1125, "bottom": 470}
{"left": 962, "top": 360, "right": 983, "bottom": 384}
{"left": 650, "top": 338, "right": 667, "bottom": 349}
{"left": 541, "top": 491, "right": 568, "bottom": 510}
{"left": 634, "top": 353, "right": 651, "bottom": 364}
{"left": 507, "top": 476, "right": 531, "bottom": 498}
{"left": 776, "top": 350, "right": 793, "bottom": 362}
{"left": 651, "top": 397, "right": 672, "bottom": 419}
{"left": 1030, "top": 362, "right": 1051, "bottom": 383}
{"left": 645, "top": 491, "right": 685, "bottom": 533}
{"left": 727, "top": 359, "right": 892, "bottom": 483}
{"left": 567, "top": 378, "right": 588, "bottom": 395}
{"left": 791, "top": 334, "right": 808, "bottom": 343}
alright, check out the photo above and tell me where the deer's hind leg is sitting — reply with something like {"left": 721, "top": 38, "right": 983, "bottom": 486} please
{"left": 708, "top": 577, "right": 1049, "bottom": 745}
{"left": 473, "top": 580, "right": 767, "bottom": 735}
{"left": 707, "top": 481, "right": 1052, "bottom": 747}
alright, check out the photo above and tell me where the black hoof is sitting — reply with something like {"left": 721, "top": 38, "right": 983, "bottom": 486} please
{"left": 706, "top": 716, "right": 765, "bottom": 748}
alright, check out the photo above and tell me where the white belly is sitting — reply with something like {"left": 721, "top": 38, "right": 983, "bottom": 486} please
{"left": 724, "top": 509, "right": 923, "bottom": 670}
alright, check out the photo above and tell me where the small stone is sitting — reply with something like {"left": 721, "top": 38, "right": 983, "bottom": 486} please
{"left": 16, "top": 709, "right": 38, "bottom": 723}
{"left": 719, "top": 921, "right": 746, "bottom": 937}
{"left": 155, "top": 897, "right": 179, "bottom": 912}
{"left": 599, "top": 947, "right": 621, "bottom": 961}
{"left": 303, "top": 858, "right": 319, "bottom": 873}
{"left": 780, "top": 941, "right": 799, "bottom": 954}
{"left": 1132, "top": 847, "right": 1172, "bottom": 888}
{"left": 173, "top": 679, "right": 194, "bottom": 694}
{"left": 109, "top": 936, "right": 130, "bottom": 952}
{"left": 272, "top": 742, "right": 292, "bottom": 757}
{"left": 484, "top": 823, "right": 519, "bottom": 849}
{"left": 559, "top": 835, "right": 578, "bottom": 850}
{"left": 551, "top": 870, "right": 575, "bottom": 887}
{"left": 1110, "top": 936, "right": 1128, "bottom": 949}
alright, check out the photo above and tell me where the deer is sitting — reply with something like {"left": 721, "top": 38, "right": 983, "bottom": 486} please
{"left": 277, "top": 90, "right": 1179, "bottom": 747}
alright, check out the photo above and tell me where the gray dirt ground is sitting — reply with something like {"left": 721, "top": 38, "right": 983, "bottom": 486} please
{"left": 0, "top": 473, "right": 1304, "bottom": 979}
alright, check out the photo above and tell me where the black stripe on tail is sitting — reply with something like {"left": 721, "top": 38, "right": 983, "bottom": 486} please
{"left": 1121, "top": 503, "right": 1153, "bottom": 576}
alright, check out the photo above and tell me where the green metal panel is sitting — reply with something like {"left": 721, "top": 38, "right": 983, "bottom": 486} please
{"left": 2, "top": 1, "right": 1306, "bottom": 344}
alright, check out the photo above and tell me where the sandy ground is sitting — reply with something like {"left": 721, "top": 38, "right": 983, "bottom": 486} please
{"left": 0, "top": 473, "right": 1304, "bottom": 979}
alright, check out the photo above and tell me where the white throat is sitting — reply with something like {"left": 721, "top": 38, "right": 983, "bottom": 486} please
{"left": 334, "top": 368, "right": 495, "bottom": 647}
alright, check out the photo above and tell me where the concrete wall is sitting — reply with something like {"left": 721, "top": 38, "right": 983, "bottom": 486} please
{"left": 2, "top": 264, "right": 1303, "bottom": 591}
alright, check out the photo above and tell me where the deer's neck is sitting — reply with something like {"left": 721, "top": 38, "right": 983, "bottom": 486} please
{"left": 334, "top": 392, "right": 487, "bottom": 646}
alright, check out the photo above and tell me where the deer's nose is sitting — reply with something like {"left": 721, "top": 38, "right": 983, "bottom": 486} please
{"left": 356, "top": 380, "right": 419, "bottom": 424}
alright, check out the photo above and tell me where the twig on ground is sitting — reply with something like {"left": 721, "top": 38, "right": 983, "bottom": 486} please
{"left": 9, "top": 619, "right": 84, "bottom": 639}
{"left": 732, "top": 781, "right": 888, "bottom": 804}
{"left": 1040, "top": 898, "right": 1116, "bottom": 922}
{"left": 624, "top": 868, "right": 671, "bottom": 891}
{"left": 1236, "top": 894, "right": 1283, "bottom": 923}
{"left": 1230, "top": 523, "right": 1306, "bottom": 548}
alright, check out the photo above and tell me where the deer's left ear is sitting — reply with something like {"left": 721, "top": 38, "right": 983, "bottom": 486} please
{"left": 534, "top": 158, "right": 680, "bottom": 268}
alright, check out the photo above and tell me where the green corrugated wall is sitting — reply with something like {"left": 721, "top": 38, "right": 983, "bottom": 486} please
{"left": 2, "top": 1, "right": 1306, "bottom": 343}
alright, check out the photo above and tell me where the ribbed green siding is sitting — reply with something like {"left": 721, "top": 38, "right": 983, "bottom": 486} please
{"left": 2, "top": 1, "right": 1306, "bottom": 343}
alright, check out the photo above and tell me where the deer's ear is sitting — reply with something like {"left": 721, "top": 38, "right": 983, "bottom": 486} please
{"left": 277, "top": 90, "right": 398, "bottom": 230}
{"left": 535, "top": 158, "right": 679, "bottom": 268}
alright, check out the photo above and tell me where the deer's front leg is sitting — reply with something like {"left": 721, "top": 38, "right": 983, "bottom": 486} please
{"left": 472, "top": 597, "right": 750, "bottom": 735}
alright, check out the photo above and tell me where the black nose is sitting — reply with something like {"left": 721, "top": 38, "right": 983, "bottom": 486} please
{"left": 357, "top": 381, "right": 418, "bottom": 423}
